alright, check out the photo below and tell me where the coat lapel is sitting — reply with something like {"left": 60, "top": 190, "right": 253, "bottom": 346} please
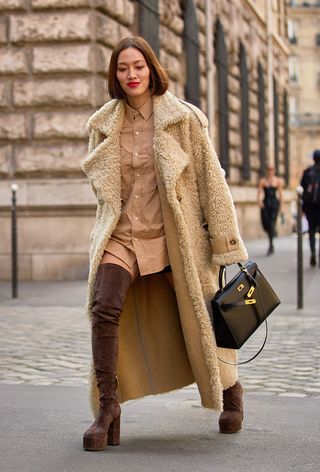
{"left": 153, "top": 92, "right": 191, "bottom": 192}
{"left": 81, "top": 100, "right": 125, "bottom": 216}
{"left": 153, "top": 130, "right": 190, "bottom": 193}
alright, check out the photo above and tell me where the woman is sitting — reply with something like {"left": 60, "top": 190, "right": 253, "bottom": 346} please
{"left": 300, "top": 150, "right": 320, "bottom": 267}
{"left": 81, "top": 36, "right": 248, "bottom": 451}
{"left": 258, "top": 165, "right": 284, "bottom": 255}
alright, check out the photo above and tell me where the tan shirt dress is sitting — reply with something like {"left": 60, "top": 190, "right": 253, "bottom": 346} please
{"left": 104, "top": 96, "right": 170, "bottom": 277}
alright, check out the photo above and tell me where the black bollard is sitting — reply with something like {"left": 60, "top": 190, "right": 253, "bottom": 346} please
{"left": 11, "top": 184, "right": 18, "bottom": 299}
{"left": 296, "top": 186, "right": 304, "bottom": 309}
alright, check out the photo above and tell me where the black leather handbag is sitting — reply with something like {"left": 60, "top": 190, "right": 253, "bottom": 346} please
{"left": 211, "top": 261, "right": 280, "bottom": 364}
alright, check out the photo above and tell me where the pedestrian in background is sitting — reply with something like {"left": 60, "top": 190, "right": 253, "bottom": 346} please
{"left": 257, "top": 165, "right": 284, "bottom": 255}
{"left": 300, "top": 149, "right": 320, "bottom": 267}
{"left": 81, "top": 36, "right": 248, "bottom": 451}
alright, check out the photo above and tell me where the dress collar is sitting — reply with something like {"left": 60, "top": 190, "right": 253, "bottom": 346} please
{"left": 125, "top": 95, "right": 153, "bottom": 123}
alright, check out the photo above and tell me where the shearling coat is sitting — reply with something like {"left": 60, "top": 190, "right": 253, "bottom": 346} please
{"left": 81, "top": 91, "right": 248, "bottom": 415}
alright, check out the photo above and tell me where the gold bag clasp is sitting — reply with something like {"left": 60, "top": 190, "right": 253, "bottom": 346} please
{"left": 247, "top": 286, "right": 255, "bottom": 298}
{"left": 245, "top": 299, "right": 256, "bottom": 305}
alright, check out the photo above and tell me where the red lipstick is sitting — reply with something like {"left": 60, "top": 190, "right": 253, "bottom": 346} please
{"left": 127, "top": 82, "right": 140, "bottom": 88}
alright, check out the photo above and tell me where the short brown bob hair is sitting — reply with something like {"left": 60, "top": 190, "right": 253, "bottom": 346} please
{"left": 108, "top": 36, "right": 169, "bottom": 99}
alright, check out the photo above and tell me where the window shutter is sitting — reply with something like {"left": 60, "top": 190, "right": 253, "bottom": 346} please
{"left": 239, "top": 43, "right": 250, "bottom": 180}
{"left": 273, "top": 77, "right": 279, "bottom": 174}
{"left": 138, "top": 0, "right": 160, "bottom": 57}
{"left": 214, "top": 20, "right": 230, "bottom": 176}
{"left": 283, "top": 90, "right": 290, "bottom": 185}
{"left": 182, "top": 0, "right": 200, "bottom": 107}
{"left": 258, "top": 62, "right": 266, "bottom": 177}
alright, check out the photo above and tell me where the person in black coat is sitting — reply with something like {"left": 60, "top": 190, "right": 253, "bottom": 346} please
{"left": 300, "top": 150, "right": 320, "bottom": 267}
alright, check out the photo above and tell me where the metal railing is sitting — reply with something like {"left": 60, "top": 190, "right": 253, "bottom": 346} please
{"left": 11, "top": 184, "right": 18, "bottom": 298}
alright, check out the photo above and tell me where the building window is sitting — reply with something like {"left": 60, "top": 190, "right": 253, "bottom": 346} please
{"left": 239, "top": 43, "right": 250, "bottom": 180}
{"left": 283, "top": 90, "right": 290, "bottom": 185}
{"left": 273, "top": 77, "right": 279, "bottom": 174}
{"left": 214, "top": 20, "right": 230, "bottom": 176}
{"left": 182, "top": 0, "right": 200, "bottom": 107}
{"left": 288, "top": 19, "right": 298, "bottom": 44}
{"left": 289, "top": 95, "right": 299, "bottom": 125}
{"left": 289, "top": 56, "right": 299, "bottom": 82}
{"left": 258, "top": 63, "right": 266, "bottom": 177}
{"left": 138, "top": 0, "right": 159, "bottom": 56}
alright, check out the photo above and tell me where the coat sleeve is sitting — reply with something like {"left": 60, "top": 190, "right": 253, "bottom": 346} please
{"left": 190, "top": 115, "right": 248, "bottom": 266}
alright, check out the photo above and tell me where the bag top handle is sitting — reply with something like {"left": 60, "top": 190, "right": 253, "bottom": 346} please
{"left": 218, "top": 263, "right": 257, "bottom": 290}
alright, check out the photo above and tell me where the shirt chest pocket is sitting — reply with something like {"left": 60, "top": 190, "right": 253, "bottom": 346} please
{"left": 120, "top": 145, "right": 158, "bottom": 198}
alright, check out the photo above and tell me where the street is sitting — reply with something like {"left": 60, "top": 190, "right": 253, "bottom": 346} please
{"left": 0, "top": 235, "right": 319, "bottom": 472}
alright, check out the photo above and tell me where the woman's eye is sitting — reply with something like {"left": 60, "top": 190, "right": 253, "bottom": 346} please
{"left": 118, "top": 68, "right": 126, "bottom": 72}
{"left": 137, "top": 66, "right": 144, "bottom": 70}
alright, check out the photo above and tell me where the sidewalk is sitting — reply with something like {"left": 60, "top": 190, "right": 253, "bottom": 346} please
{"left": 0, "top": 235, "right": 319, "bottom": 472}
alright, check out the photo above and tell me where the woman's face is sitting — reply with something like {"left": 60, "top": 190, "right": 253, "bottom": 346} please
{"left": 266, "top": 166, "right": 275, "bottom": 177}
{"left": 116, "top": 47, "right": 150, "bottom": 101}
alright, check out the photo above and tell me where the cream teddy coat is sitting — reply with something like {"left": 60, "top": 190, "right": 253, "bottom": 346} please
{"left": 81, "top": 91, "right": 248, "bottom": 415}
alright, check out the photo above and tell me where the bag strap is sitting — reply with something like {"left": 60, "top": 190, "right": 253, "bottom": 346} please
{"left": 218, "top": 263, "right": 254, "bottom": 289}
{"left": 217, "top": 264, "right": 268, "bottom": 366}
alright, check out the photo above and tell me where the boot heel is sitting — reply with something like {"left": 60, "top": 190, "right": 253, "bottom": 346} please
{"left": 108, "top": 415, "right": 120, "bottom": 446}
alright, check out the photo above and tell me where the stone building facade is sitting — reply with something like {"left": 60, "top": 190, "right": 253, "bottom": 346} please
{"left": 287, "top": 0, "right": 320, "bottom": 186}
{"left": 0, "top": 0, "right": 291, "bottom": 280}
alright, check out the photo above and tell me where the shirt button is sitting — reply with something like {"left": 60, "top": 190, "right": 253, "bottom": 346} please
{"left": 134, "top": 238, "right": 138, "bottom": 241}
{"left": 135, "top": 131, "right": 139, "bottom": 135}
{"left": 135, "top": 217, "right": 138, "bottom": 221}
{"left": 134, "top": 152, "right": 138, "bottom": 156}
{"left": 136, "top": 173, "right": 140, "bottom": 177}
{"left": 135, "top": 195, "right": 139, "bottom": 198}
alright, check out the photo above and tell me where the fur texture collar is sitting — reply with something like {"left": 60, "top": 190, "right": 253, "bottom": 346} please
{"left": 86, "top": 91, "right": 191, "bottom": 135}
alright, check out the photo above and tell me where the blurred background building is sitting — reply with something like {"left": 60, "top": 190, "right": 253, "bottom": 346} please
{"left": 287, "top": 0, "right": 320, "bottom": 185}
{"left": 0, "top": 0, "right": 291, "bottom": 280}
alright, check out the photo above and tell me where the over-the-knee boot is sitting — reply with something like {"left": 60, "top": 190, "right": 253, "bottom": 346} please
{"left": 83, "top": 263, "right": 132, "bottom": 451}
{"left": 219, "top": 381, "right": 243, "bottom": 434}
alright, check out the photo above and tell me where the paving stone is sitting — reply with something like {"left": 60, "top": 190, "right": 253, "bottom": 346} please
{"left": 278, "top": 392, "right": 308, "bottom": 398}
{"left": 303, "top": 388, "right": 320, "bottom": 394}
{"left": 0, "top": 379, "right": 23, "bottom": 384}
{"left": 248, "top": 391, "right": 277, "bottom": 396}
{"left": 27, "top": 379, "right": 56, "bottom": 385}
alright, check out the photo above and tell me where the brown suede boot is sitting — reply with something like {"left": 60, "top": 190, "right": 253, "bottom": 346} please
{"left": 219, "top": 381, "right": 243, "bottom": 434}
{"left": 83, "top": 263, "right": 132, "bottom": 451}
